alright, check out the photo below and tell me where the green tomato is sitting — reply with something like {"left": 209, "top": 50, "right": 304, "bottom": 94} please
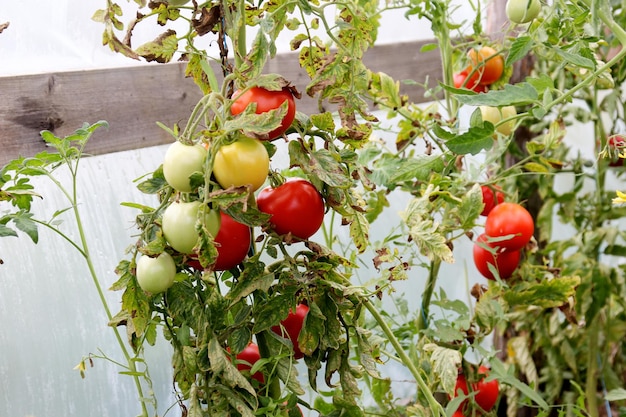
{"left": 480, "top": 105, "right": 517, "bottom": 137}
{"left": 213, "top": 136, "right": 270, "bottom": 192}
{"left": 163, "top": 141, "right": 207, "bottom": 193}
{"left": 136, "top": 252, "right": 176, "bottom": 294}
{"left": 162, "top": 200, "right": 221, "bottom": 254}
{"left": 506, "top": 0, "right": 541, "bottom": 24}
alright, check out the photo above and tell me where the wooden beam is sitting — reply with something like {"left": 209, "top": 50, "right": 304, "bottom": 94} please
{"left": 0, "top": 39, "right": 442, "bottom": 166}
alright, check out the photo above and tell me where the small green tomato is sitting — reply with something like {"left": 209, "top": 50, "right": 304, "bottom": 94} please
{"left": 506, "top": 0, "right": 541, "bottom": 24}
{"left": 480, "top": 105, "right": 517, "bottom": 137}
{"left": 136, "top": 252, "right": 176, "bottom": 294}
{"left": 162, "top": 141, "right": 207, "bottom": 193}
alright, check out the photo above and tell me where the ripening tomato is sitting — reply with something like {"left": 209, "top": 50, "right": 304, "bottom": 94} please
{"left": 454, "top": 366, "right": 500, "bottom": 412}
{"left": 453, "top": 70, "right": 487, "bottom": 93}
{"left": 233, "top": 342, "right": 264, "bottom": 383}
{"left": 467, "top": 46, "right": 504, "bottom": 86}
{"left": 231, "top": 87, "right": 296, "bottom": 140}
{"left": 480, "top": 185, "right": 505, "bottom": 216}
{"left": 162, "top": 201, "right": 221, "bottom": 254}
{"left": 162, "top": 141, "right": 207, "bottom": 193}
{"left": 485, "top": 202, "right": 534, "bottom": 252}
{"left": 480, "top": 105, "right": 517, "bottom": 136}
{"left": 506, "top": 0, "right": 541, "bottom": 24}
{"left": 136, "top": 252, "right": 176, "bottom": 294}
{"left": 473, "top": 234, "right": 521, "bottom": 280}
{"left": 608, "top": 134, "right": 626, "bottom": 167}
{"left": 257, "top": 178, "right": 325, "bottom": 240}
{"left": 213, "top": 212, "right": 251, "bottom": 271}
{"left": 271, "top": 303, "right": 309, "bottom": 359}
{"left": 213, "top": 136, "right": 270, "bottom": 192}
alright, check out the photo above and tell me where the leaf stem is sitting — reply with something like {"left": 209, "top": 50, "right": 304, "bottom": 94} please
{"left": 362, "top": 298, "right": 445, "bottom": 416}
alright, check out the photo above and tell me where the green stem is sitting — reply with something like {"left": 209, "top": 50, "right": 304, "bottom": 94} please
{"left": 416, "top": 260, "right": 441, "bottom": 332}
{"left": 585, "top": 317, "right": 600, "bottom": 417}
{"left": 363, "top": 299, "right": 446, "bottom": 416}
{"left": 255, "top": 331, "right": 282, "bottom": 400}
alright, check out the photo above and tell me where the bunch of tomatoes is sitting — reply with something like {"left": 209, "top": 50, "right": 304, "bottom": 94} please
{"left": 133, "top": 84, "right": 319, "bottom": 394}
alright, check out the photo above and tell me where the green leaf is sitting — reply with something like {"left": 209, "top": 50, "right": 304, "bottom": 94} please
{"left": 555, "top": 48, "right": 595, "bottom": 69}
{"left": 310, "top": 112, "right": 336, "bottom": 132}
{"left": 490, "top": 359, "right": 549, "bottom": 409}
{"left": 227, "top": 272, "right": 275, "bottom": 306}
{"left": 13, "top": 211, "right": 39, "bottom": 243}
{"left": 0, "top": 223, "right": 18, "bottom": 238}
{"left": 457, "top": 183, "right": 483, "bottom": 228}
{"left": 506, "top": 36, "right": 534, "bottom": 67}
{"left": 455, "top": 82, "right": 539, "bottom": 107}
{"left": 441, "top": 124, "right": 495, "bottom": 155}
{"left": 503, "top": 276, "right": 581, "bottom": 308}
{"left": 369, "top": 153, "right": 446, "bottom": 186}
{"left": 605, "top": 388, "right": 626, "bottom": 401}
{"left": 239, "top": 30, "right": 269, "bottom": 80}
{"left": 347, "top": 209, "right": 370, "bottom": 254}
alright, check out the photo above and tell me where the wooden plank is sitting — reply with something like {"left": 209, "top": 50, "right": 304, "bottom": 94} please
{"left": 0, "top": 38, "right": 442, "bottom": 166}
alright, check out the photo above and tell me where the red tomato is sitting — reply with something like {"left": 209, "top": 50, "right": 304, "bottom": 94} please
{"left": 213, "top": 212, "right": 251, "bottom": 271}
{"left": 230, "top": 87, "right": 296, "bottom": 140}
{"left": 454, "top": 365, "right": 500, "bottom": 412}
{"left": 232, "top": 343, "right": 264, "bottom": 383}
{"left": 484, "top": 202, "right": 534, "bottom": 252}
{"left": 473, "top": 234, "right": 521, "bottom": 280}
{"left": 257, "top": 179, "right": 325, "bottom": 240}
{"left": 608, "top": 134, "right": 626, "bottom": 167}
{"left": 480, "top": 185, "right": 505, "bottom": 216}
{"left": 271, "top": 303, "right": 309, "bottom": 359}
{"left": 453, "top": 70, "right": 487, "bottom": 93}
{"left": 467, "top": 46, "right": 504, "bottom": 86}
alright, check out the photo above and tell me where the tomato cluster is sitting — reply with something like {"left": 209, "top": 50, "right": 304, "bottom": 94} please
{"left": 453, "top": 366, "right": 500, "bottom": 414}
{"left": 473, "top": 193, "right": 534, "bottom": 281}
{"left": 454, "top": 46, "right": 504, "bottom": 92}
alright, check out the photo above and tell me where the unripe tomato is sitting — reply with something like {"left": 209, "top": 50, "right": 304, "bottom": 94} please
{"left": 271, "top": 303, "right": 309, "bottom": 359}
{"left": 232, "top": 342, "right": 264, "bottom": 383}
{"left": 162, "top": 201, "right": 221, "bottom": 254}
{"left": 454, "top": 366, "right": 500, "bottom": 412}
{"left": 480, "top": 185, "right": 505, "bottom": 216}
{"left": 453, "top": 70, "right": 487, "bottom": 93}
{"left": 213, "top": 136, "right": 270, "bottom": 192}
{"left": 231, "top": 87, "right": 296, "bottom": 140}
{"left": 485, "top": 202, "right": 534, "bottom": 252}
{"left": 473, "top": 234, "right": 521, "bottom": 280}
{"left": 164, "top": 0, "right": 190, "bottom": 5}
{"left": 467, "top": 46, "right": 504, "bottom": 86}
{"left": 136, "top": 252, "right": 176, "bottom": 294}
{"left": 257, "top": 178, "right": 325, "bottom": 240}
{"left": 607, "top": 134, "right": 626, "bottom": 167}
{"left": 162, "top": 141, "right": 207, "bottom": 193}
{"left": 213, "top": 212, "right": 251, "bottom": 271}
{"left": 480, "top": 105, "right": 517, "bottom": 136}
{"left": 506, "top": 0, "right": 541, "bottom": 24}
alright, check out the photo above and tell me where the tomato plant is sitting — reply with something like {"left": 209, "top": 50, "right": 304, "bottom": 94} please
{"left": 506, "top": 0, "right": 541, "bottom": 24}
{"left": 162, "top": 200, "right": 221, "bottom": 254}
{"left": 212, "top": 211, "right": 251, "bottom": 271}
{"left": 230, "top": 87, "right": 296, "bottom": 140}
{"left": 257, "top": 178, "right": 325, "bottom": 240}
{"left": 162, "top": 141, "right": 207, "bottom": 193}
{"left": 473, "top": 233, "right": 521, "bottom": 280}
{"left": 453, "top": 366, "right": 500, "bottom": 413}
{"left": 271, "top": 303, "right": 309, "bottom": 359}
{"left": 485, "top": 202, "right": 534, "bottom": 252}
{"left": 135, "top": 252, "right": 176, "bottom": 294}
{"left": 213, "top": 136, "right": 270, "bottom": 192}
{"left": 480, "top": 185, "right": 505, "bottom": 216}
{"left": 466, "top": 46, "right": 504, "bottom": 86}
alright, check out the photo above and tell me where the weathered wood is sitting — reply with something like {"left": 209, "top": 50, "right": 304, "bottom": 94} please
{"left": 0, "top": 39, "right": 442, "bottom": 166}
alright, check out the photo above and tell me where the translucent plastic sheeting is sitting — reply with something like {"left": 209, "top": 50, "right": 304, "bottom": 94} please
{"left": 0, "top": 0, "right": 466, "bottom": 77}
